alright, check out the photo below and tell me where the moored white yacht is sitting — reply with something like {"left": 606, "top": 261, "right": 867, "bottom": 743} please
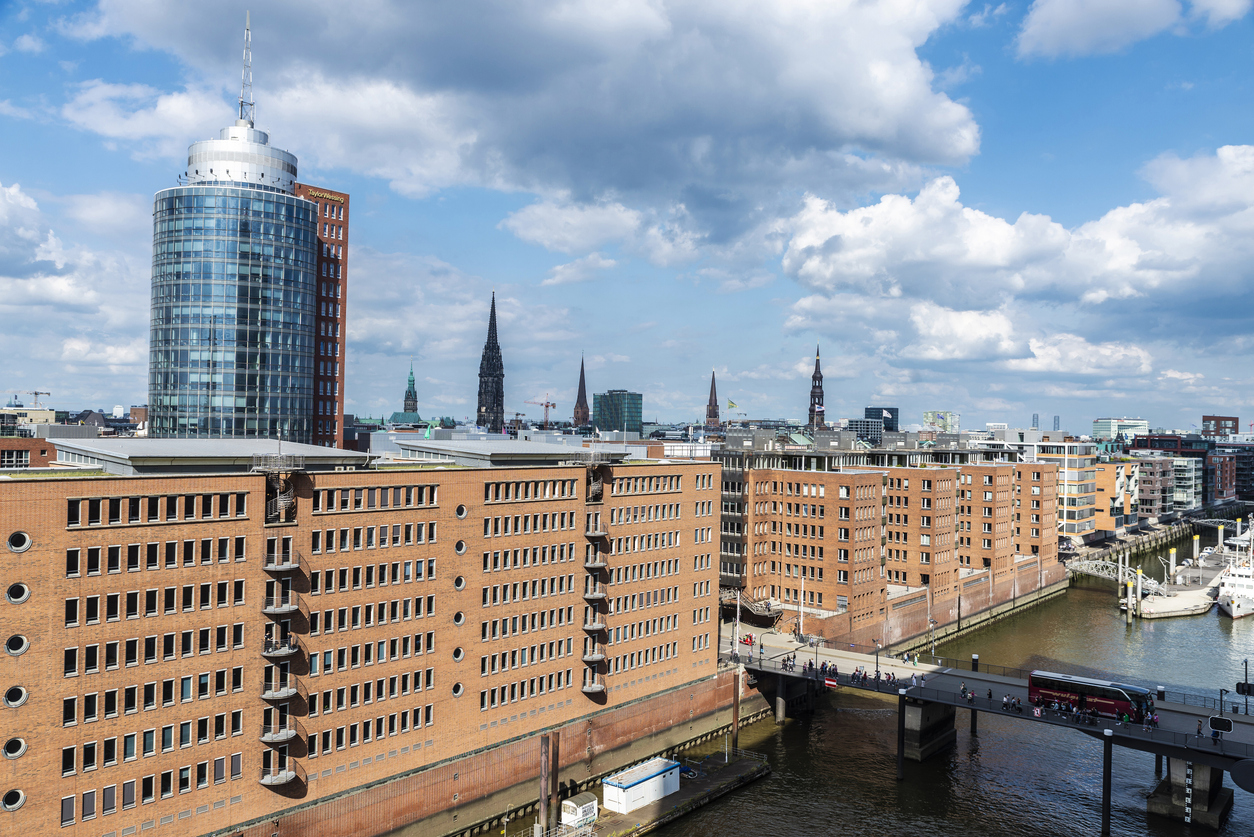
{"left": 1218, "top": 551, "right": 1254, "bottom": 620}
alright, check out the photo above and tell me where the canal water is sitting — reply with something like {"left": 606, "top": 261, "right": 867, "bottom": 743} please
{"left": 662, "top": 540, "right": 1254, "bottom": 836}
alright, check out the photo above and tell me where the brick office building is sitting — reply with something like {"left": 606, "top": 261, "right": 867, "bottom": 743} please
{"left": 715, "top": 439, "right": 1060, "bottom": 647}
{"left": 293, "top": 184, "right": 349, "bottom": 449}
{"left": 0, "top": 439, "right": 723, "bottom": 837}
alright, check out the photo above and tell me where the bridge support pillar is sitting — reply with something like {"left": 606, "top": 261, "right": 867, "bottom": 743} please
{"left": 902, "top": 698, "right": 956, "bottom": 762}
{"left": 775, "top": 673, "right": 787, "bottom": 725}
{"left": 1147, "top": 759, "right": 1234, "bottom": 829}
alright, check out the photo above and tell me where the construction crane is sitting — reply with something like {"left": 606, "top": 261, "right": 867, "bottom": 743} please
{"left": 25, "top": 391, "right": 49, "bottom": 408}
{"left": 525, "top": 395, "right": 557, "bottom": 430}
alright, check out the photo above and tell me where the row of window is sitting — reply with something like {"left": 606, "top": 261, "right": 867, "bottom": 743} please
{"left": 60, "top": 754, "right": 243, "bottom": 826}
{"left": 483, "top": 513, "right": 577, "bottom": 537}
{"left": 308, "top": 634, "right": 436, "bottom": 674}
{"left": 481, "top": 543, "right": 584, "bottom": 573}
{"left": 481, "top": 574, "right": 574, "bottom": 607}
{"left": 311, "top": 524, "right": 436, "bottom": 553}
{"left": 481, "top": 670, "right": 573, "bottom": 710}
{"left": 481, "top": 607, "right": 575, "bottom": 641}
{"left": 67, "top": 494, "right": 247, "bottom": 527}
{"left": 309, "top": 598, "right": 435, "bottom": 636}
{"left": 66, "top": 539, "right": 248, "bottom": 578}
{"left": 612, "top": 474, "right": 691, "bottom": 495}
{"left": 607, "top": 641, "right": 680, "bottom": 675}
{"left": 64, "top": 583, "right": 246, "bottom": 626}
{"left": 309, "top": 670, "right": 434, "bottom": 715}
{"left": 312, "top": 485, "right": 438, "bottom": 513}
{"left": 483, "top": 479, "right": 579, "bottom": 503}
{"left": 480, "top": 638, "right": 574, "bottom": 676}
{"left": 63, "top": 627, "right": 245, "bottom": 679}
{"left": 308, "top": 707, "right": 433, "bottom": 758}
{"left": 610, "top": 503, "right": 683, "bottom": 525}
{"left": 63, "top": 713, "right": 244, "bottom": 779}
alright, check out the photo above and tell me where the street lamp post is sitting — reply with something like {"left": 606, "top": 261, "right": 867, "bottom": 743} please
{"left": 1245, "top": 659, "right": 1249, "bottom": 716}
{"left": 874, "top": 640, "right": 882, "bottom": 689}
{"left": 1221, "top": 688, "right": 1230, "bottom": 716}
{"left": 929, "top": 618, "right": 938, "bottom": 658}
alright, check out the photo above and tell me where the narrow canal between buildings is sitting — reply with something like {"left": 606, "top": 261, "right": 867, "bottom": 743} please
{"left": 663, "top": 532, "right": 1254, "bottom": 836}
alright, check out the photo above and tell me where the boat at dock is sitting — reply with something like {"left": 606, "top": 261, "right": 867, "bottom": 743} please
{"left": 1217, "top": 561, "right": 1254, "bottom": 620}
{"left": 1217, "top": 532, "right": 1254, "bottom": 620}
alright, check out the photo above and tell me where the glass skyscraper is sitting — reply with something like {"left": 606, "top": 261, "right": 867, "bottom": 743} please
{"left": 148, "top": 117, "right": 318, "bottom": 442}
{"left": 592, "top": 390, "right": 643, "bottom": 436}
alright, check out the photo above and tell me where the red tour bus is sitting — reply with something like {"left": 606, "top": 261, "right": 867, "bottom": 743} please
{"left": 1028, "top": 671, "right": 1151, "bottom": 719}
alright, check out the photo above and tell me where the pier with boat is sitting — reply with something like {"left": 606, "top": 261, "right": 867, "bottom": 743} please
{"left": 1066, "top": 518, "right": 1254, "bottom": 621}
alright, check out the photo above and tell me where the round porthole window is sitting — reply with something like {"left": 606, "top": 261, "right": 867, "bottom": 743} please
{"left": 452, "top": 682, "right": 464, "bottom": 697}
{"left": 6, "top": 532, "right": 29, "bottom": 553}
{"left": 1, "top": 789, "right": 24, "bottom": 811}
{"left": 456, "top": 505, "right": 467, "bottom": 519}
{"left": 452, "top": 647, "right": 464, "bottom": 662}
{"left": 3, "top": 636, "right": 27, "bottom": 657}
{"left": 454, "top": 576, "right": 465, "bottom": 591}
{"left": 4, "top": 584, "right": 28, "bottom": 605}
{"left": 2, "top": 687, "right": 27, "bottom": 708}
{"left": 453, "top": 611, "right": 465, "bottom": 626}
{"left": 2, "top": 739, "right": 25, "bottom": 759}
{"left": 454, "top": 540, "right": 466, "bottom": 554}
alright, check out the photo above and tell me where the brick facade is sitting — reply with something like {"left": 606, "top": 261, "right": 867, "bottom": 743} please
{"left": 0, "top": 459, "right": 720, "bottom": 837}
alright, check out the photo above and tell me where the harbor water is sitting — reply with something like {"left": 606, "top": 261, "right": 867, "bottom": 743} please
{"left": 661, "top": 540, "right": 1254, "bottom": 836}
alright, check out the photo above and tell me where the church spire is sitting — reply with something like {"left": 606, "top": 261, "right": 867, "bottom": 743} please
{"left": 705, "top": 369, "right": 720, "bottom": 428}
{"left": 403, "top": 361, "right": 418, "bottom": 414}
{"left": 573, "top": 355, "right": 590, "bottom": 427}
{"left": 477, "top": 293, "right": 505, "bottom": 433}
{"left": 808, "top": 344, "right": 825, "bottom": 431}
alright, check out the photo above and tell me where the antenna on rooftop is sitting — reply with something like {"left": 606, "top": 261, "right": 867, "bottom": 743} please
{"left": 237, "top": 11, "right": 255, "bottom": 128}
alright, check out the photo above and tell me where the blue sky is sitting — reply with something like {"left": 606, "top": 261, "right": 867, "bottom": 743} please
{"left": 1, "top": 0, "right": 1253, "bottom": 433}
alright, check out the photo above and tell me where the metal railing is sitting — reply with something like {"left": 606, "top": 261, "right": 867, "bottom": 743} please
{"left": 258, "top": 761, "right": 306, "bottom": 786}
{"left": 261, "top": 636, "right": 300, "bottom": 657}
{"left": 262, "top": 550, "right": 301, "bottom": 571}
{"left": 262, "top": 593, "right": 300, "bottom": 614}
{"left": 259, "top": 720, "right": 301, "bottom": 742}
{"left": 260, "top": 676, "right": 304, "bottom": 701}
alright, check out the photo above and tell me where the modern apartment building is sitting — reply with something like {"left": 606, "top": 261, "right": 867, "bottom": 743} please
{"left": 1201, "top": 415, "right": 1239, "bottom": 440}
{"left": 1091, "top": 418, "right": 1149, "bottom": 440}
{"left": 1034, "top": 441, "right": 1099, "bottom": 538}
{"left": 0, "top": 439, "right": 724, "bottom": 837}
{"left": 1094, "top": 462, "right": 1139, "bottom": 534}
{"left": 1131, "top": 456, "right": 1174, "bottom": 520}
{"left": 1174, "top": 457, "right": 1204, "bottom": 511}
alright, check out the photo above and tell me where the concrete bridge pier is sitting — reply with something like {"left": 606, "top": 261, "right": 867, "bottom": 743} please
{"left": 902, "top": 697, "right": 956, "bottom": 762}
{"left": 1146, "top": 759, "right": 1234, "bottom": 829}
{"left": 775, "top": 673, "right": 787, "bottom": 725}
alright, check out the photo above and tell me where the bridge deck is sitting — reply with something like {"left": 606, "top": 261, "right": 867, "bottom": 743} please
{"left": 724, "top": 643, "right": 1254, "bottom": 771}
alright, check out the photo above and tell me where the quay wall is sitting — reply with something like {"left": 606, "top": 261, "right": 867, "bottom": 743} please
{"left": 200, "top": 669, "right": 761, "bottom": 837}
{"left": 805, "top": 560, "right": 1068, "bottom": 654}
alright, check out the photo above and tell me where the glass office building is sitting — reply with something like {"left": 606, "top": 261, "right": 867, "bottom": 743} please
{"left": 148, "top": 123, "right": 318, "bottom": 442}
{"left": 592, "top": 390, "right": 644, "bottom": 436}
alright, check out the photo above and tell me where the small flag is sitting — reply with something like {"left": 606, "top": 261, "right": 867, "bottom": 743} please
{"left": 883, "top": 410, "right": 892, "bottom": 419}
{"left": 423, "top": 424, "right": 431, "bottom": 439}
{"left": 814, "top": 405, "right": 825, "bottom": 412}
{"left": 825, "top": 677, "right": 839, "bottom": 689}
{"left": 727, "top": 399, "right": 738, "bottom": 409}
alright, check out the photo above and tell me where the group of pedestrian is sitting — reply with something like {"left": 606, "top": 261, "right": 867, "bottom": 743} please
{"left": 1000, "top": 694, "right": 1025, "bottom": 714}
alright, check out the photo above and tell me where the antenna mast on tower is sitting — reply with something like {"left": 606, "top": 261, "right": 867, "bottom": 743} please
{"left": 238, "top": 12, "right": 254, "bottom": 127}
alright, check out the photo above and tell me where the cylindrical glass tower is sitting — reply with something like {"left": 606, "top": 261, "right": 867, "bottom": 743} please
{"left": 148, "top": 123, "right": 318, "bottom": 442}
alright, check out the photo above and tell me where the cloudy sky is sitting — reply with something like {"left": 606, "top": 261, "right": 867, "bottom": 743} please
{"left": 1, "top": 0, "right": 1253, "bottom": 432}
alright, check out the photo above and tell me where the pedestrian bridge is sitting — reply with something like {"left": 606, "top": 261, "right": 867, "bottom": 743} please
{"left": 725, "top": 648, "right": 1254, "bottom": 832}
{"left": 1064, "top": 559, "right": 1168, "bottom": 596}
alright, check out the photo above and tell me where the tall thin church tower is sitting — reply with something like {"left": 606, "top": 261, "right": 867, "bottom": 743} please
{"left": 808, "top": 345, "right": 825, "bottom": 431}
{"left": 403, "top": 363, "right": 418, "bottom": 414}
{"left": 705, "top": 370, "right": 720, "bottom": 427}
{"left": 477, "top": 293, "right": 505, "bottom": 433}
{"left": 573, "top": 357, "right": 590, "bottom": 427}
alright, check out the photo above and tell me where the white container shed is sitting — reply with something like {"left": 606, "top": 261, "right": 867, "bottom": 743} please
{"left": 601, "top": 757, "right": 681, "bottom": 814}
